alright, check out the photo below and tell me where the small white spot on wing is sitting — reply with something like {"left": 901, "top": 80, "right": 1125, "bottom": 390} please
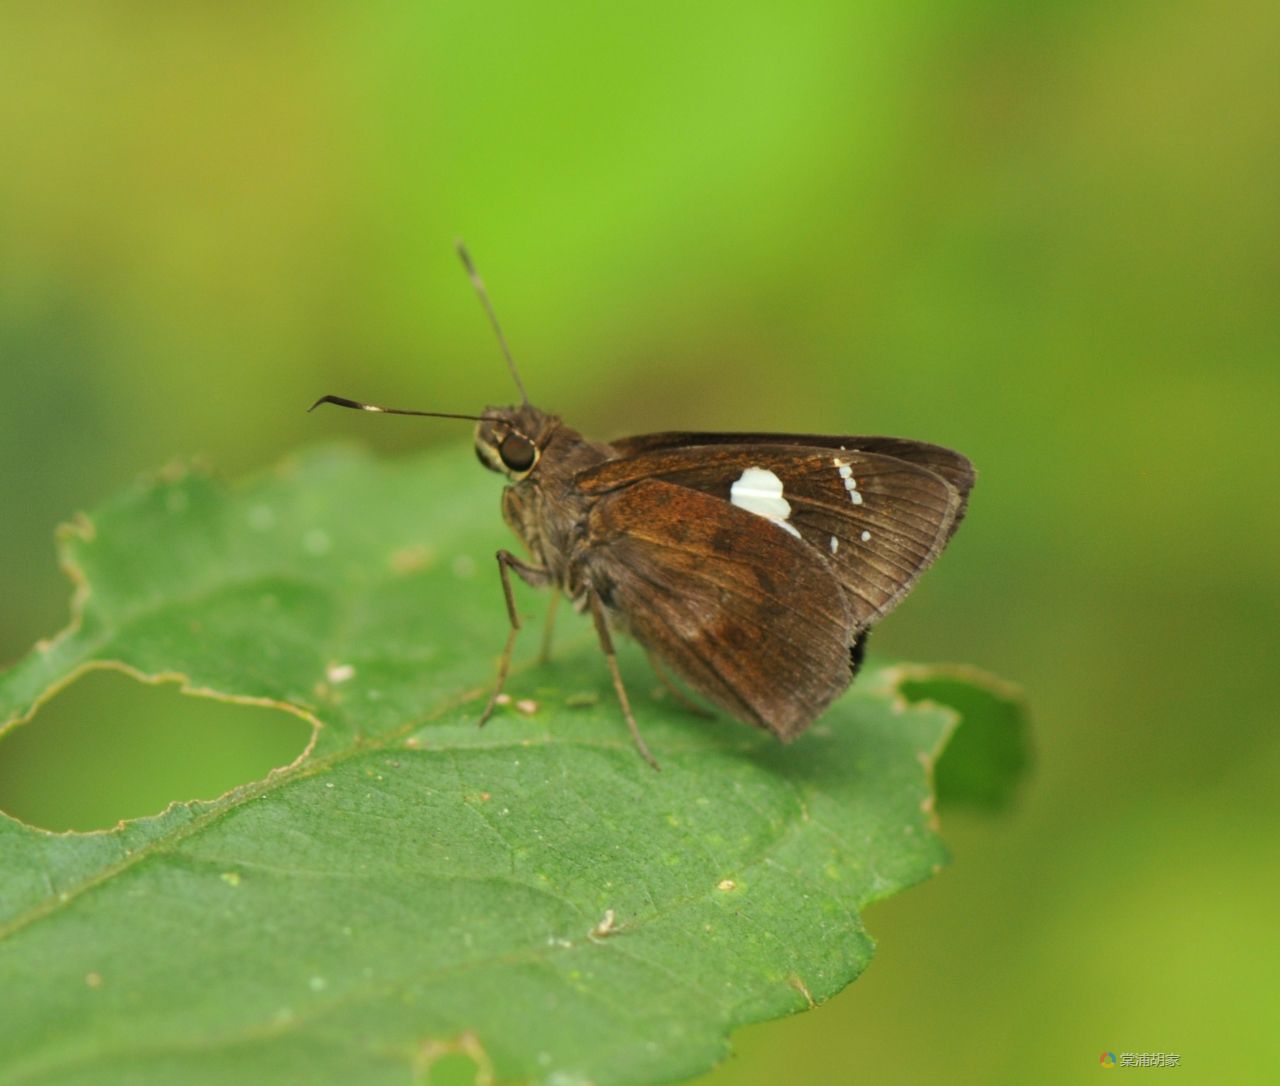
{"left": 833, "top": 457, "right": 865, "bottom": 505}
{"left": 730, "top": 466, "right": 802, "bottom": 539}
{"left": 860, "top": 530, "right": 871, "bottom": 542}
{"left": 829, "top": 535, "right": 839, "bottom": 554}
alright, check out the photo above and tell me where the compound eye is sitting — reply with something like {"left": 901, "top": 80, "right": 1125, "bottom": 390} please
{"left": 498, "top": 432, "right": 536, "bottom": 472}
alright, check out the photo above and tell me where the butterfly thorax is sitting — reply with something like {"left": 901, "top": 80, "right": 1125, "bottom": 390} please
{"left": 474, "top": 404, "right": 614, "bottom": 602}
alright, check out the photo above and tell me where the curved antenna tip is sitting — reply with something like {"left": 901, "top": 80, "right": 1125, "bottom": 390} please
{"left": 308, "top": 395, "right": 378, "bottom": 413}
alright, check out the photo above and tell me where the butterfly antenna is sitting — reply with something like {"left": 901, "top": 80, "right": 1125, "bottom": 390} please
{"left": 455, "top": 240, "right": 530, "bottom": 404}
{"left": 307, "top": 395, "right": 492, "bottom": 423}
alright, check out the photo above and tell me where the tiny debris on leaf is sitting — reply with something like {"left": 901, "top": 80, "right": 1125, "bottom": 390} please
{"left": 590, "top": 909, "right": 618, "bottom": 939}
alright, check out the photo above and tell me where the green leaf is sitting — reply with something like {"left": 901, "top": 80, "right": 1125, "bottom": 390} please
{"left": 0, "top": 445, "right": 1025, "bottom": 1086}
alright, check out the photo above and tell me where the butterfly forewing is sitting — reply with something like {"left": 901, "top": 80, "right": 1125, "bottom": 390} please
{"left": 610, "top": 432, "right": 975, "bottom": 513}
{"left": 577, "top": 441, "right": 969, "bottom": 628}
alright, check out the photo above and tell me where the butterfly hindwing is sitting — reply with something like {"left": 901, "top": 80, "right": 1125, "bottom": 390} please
{"left": 581, "top": 479, "right": 856, "bottom": 740}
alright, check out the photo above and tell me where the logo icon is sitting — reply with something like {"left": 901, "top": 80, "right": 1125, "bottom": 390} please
{"left": 1100, "top": 1052, "right": 1117, "bottom": 1068}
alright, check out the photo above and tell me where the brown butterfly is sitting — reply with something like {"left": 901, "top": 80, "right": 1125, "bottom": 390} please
{"left": 311, "top": 245, "right": 974, "bottom": 768}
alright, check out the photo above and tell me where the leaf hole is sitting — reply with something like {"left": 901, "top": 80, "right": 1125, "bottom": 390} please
{"left": 0, "top": 667, "right": 312, "bottom": 831}
{"left": 898, "top": 674, "right": 1030, "bottom": 812}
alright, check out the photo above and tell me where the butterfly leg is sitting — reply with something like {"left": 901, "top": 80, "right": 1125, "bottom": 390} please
{"left": 479, "top": 550, "right": 551, "bottom": 726}
{"left": 588, "top": 593, "right": 660, "bottom": 771}
{"left": 646, "top": 651, "right": 715, "bottom": 720}
{"left": 537, "top": 591, "right": 561, "bottom": 664}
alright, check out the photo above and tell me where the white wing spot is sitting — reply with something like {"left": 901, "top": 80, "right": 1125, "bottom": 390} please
{"left": 730, "top": 467, "right": 802, "bottom": 539}
{"left": 861, "top": 530, "right": 872, "bottom": 542}
{"left": 834, "top": 458, "right": 864, "bottom": 504}
{"left": 829, "top": 535, "right": 839, "bottom": 554}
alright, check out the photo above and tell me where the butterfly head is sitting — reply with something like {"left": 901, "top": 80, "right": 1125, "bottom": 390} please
{"left": 474, "top": 402, "right": 557, "bottom": 481}
{"left": 311, "top": 244, "right": 562, "bottom": 483}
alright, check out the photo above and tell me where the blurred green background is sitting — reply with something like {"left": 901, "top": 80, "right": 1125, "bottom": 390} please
{"left": 1, "top": 3, "right": 1275, "bottom": 1083}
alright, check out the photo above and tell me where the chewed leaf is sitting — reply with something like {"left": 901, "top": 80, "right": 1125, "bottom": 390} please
{"left": 0, "top": 444, "right": 1027, "bottom": 1086}
{"left": 885, "top": 664, "right": 1030, "bottom": 812}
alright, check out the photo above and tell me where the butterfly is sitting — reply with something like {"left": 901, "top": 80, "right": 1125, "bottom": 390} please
{"left": 312, "top": 246, "right": 974, "bottom": 768}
